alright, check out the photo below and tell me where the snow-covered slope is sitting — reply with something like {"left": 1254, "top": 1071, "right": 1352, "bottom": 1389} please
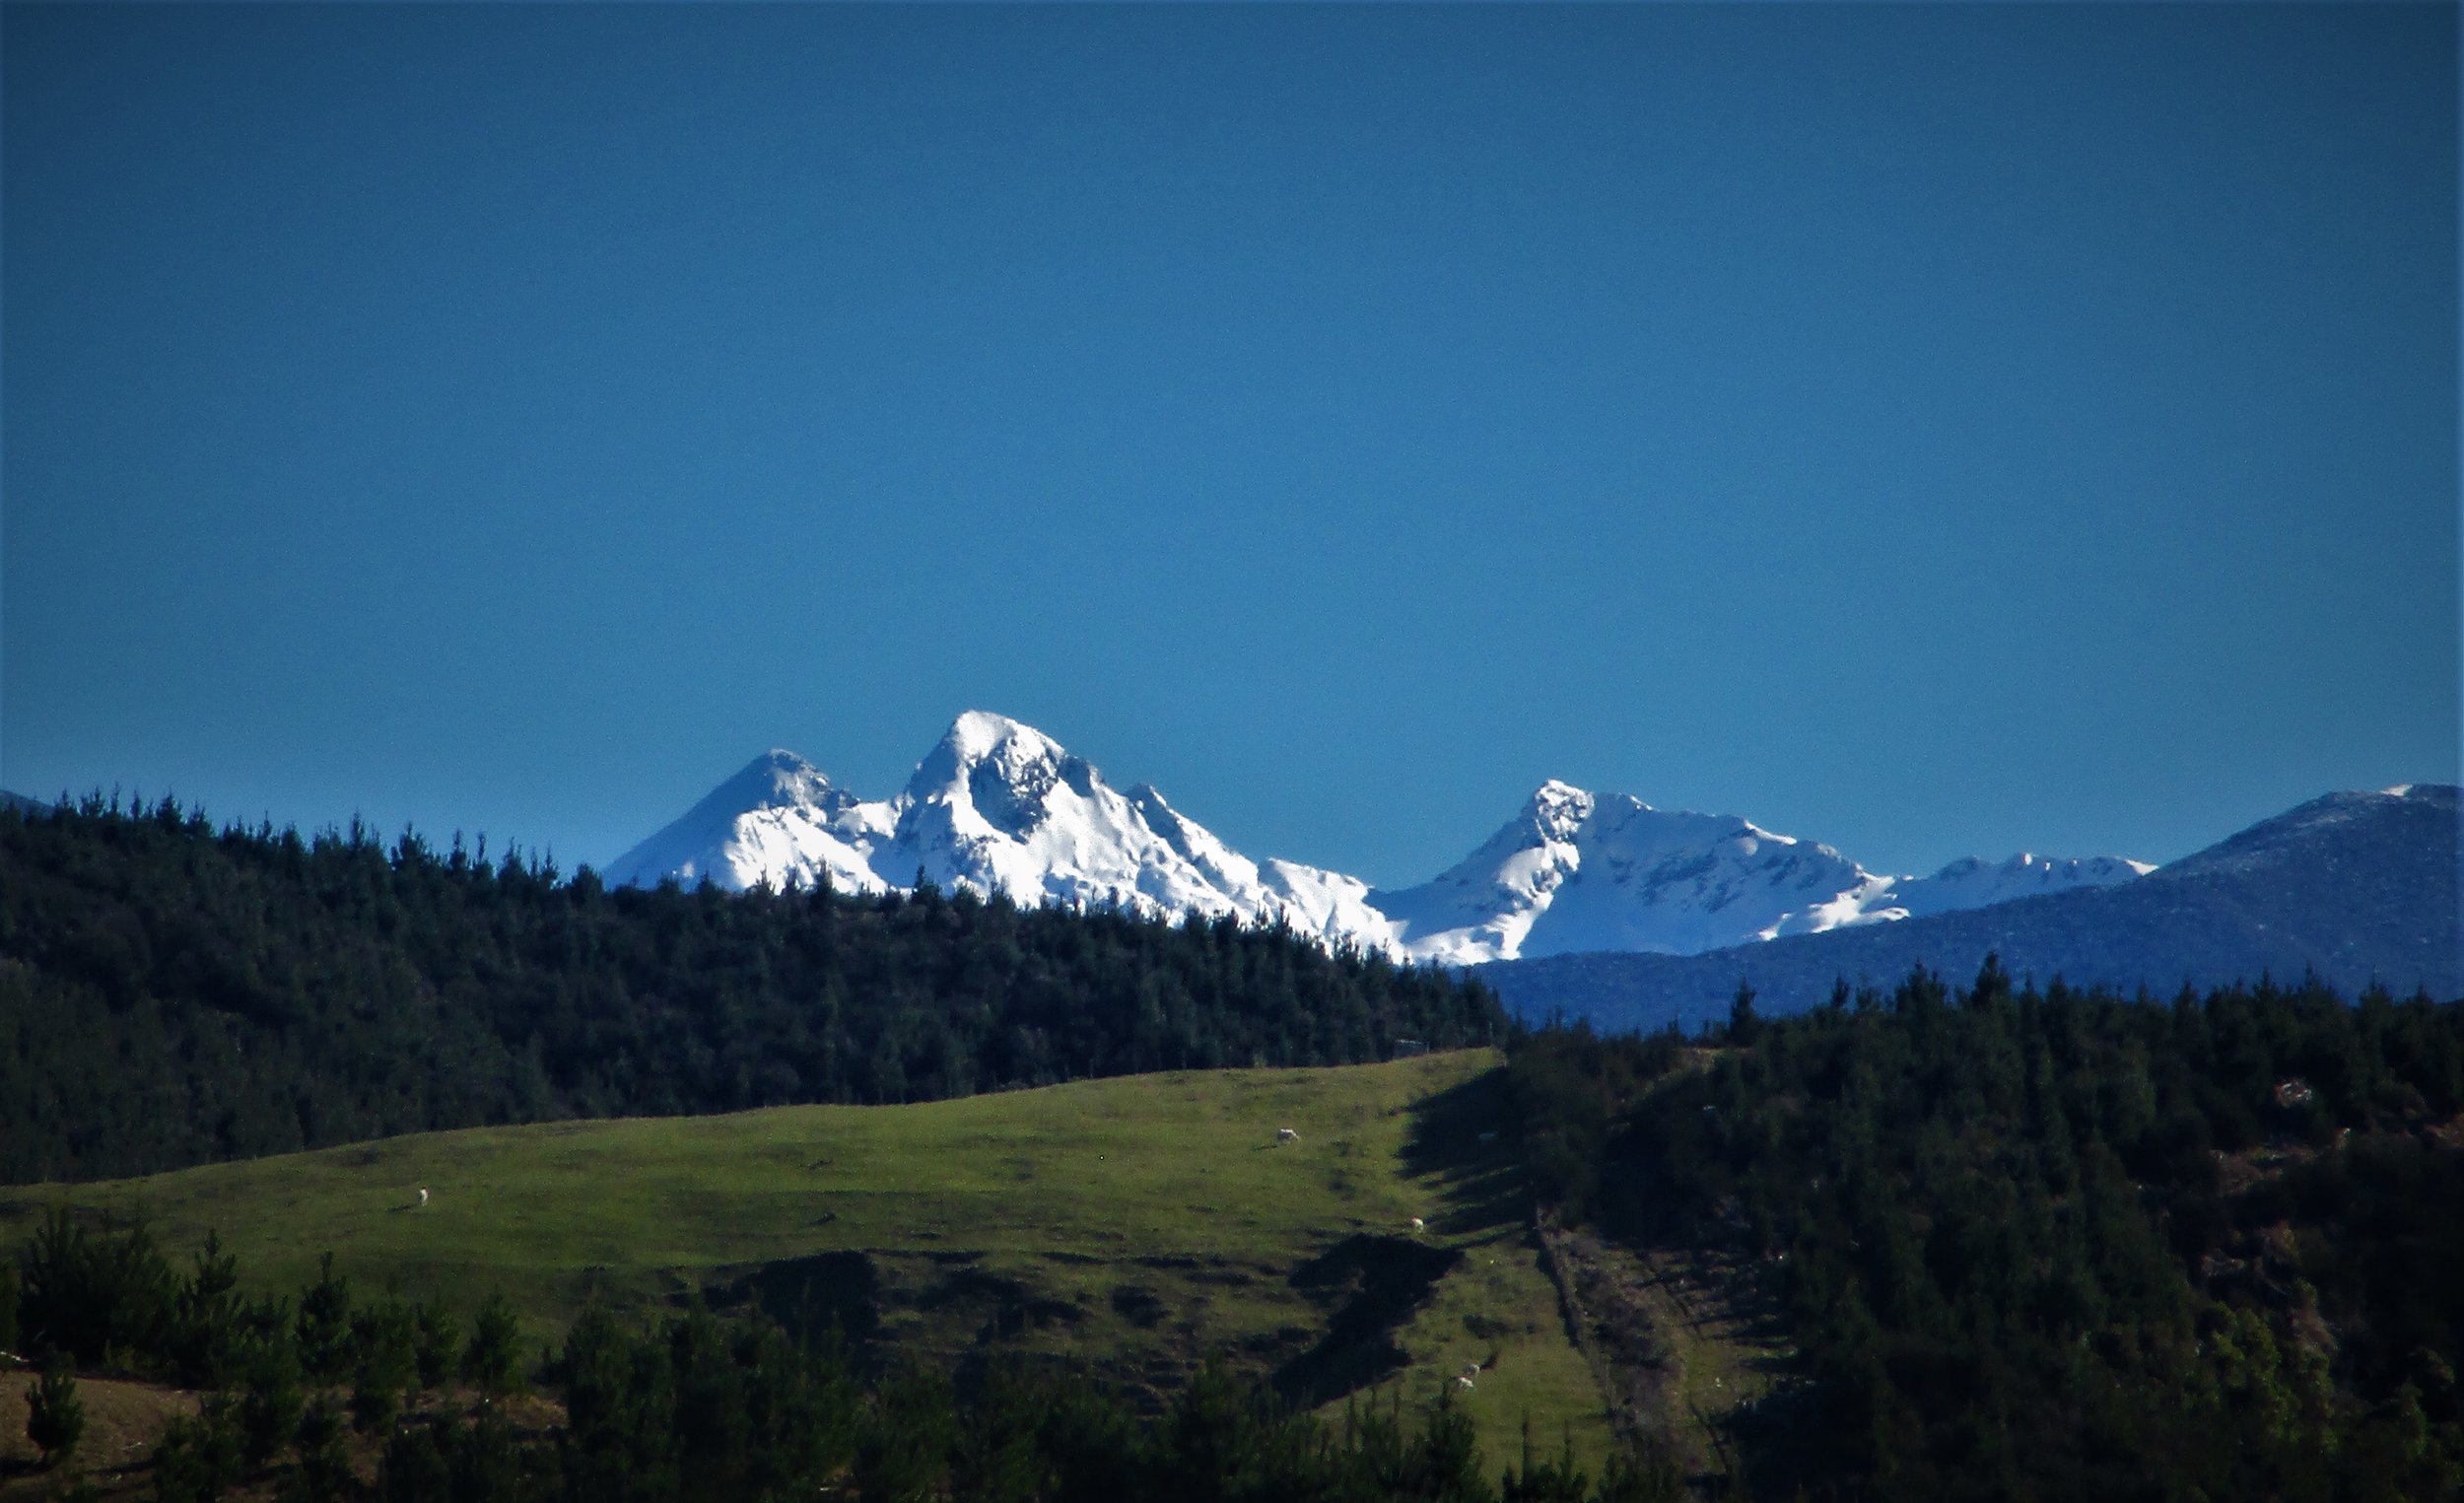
{"left": 1366, "top": 783, "right": 1882, "bottom": 964}
{"left": 1480, "top": 784, "right": 2462, "bottom": 1033}
{"left": 606, "top": 713, "right": 1399, "bottom": 951}
{"left": 607, "top": 713, "right": 2150, "bottom": 963}
{"left": 1882, "top": 853, "right": 2156, "bottom": 920}
{"left": 600, "top": 749, "right": 894, "bottom": 896}
{"left": 1364, "top": 786, "right": 2144, "bottom": 964}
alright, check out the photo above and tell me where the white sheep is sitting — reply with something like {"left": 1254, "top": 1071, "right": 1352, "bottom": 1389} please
{"left": 1276, "top": 1127, "right": 1298, "bottom": 1143}
{"left": 1456, "top": 1374, "right": 1475, "bottom": 1390}
{"left": 417, "top": 1187, "right": 430, "bottom": 1207}
{"left": 1408, "top": 1217, "right": 1425, "bottom": 1233}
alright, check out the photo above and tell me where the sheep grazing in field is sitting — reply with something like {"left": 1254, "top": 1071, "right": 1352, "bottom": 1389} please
{"left": 1276, "top": 1127, "right": 1299, "bottom": 1143}
{"left": 1456, "top": 1374, "right": 1475, "bottom": 1390}
{"left": 417, "top": 1188, "right": 429, "bottom": 1207}
{"left": 1408, "top": 1217, "right": 1425, "bottom": 1233}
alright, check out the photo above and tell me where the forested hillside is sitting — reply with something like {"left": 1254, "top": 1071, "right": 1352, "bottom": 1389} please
{"left": 1510, "top": 966, "right": 2464, "bottom": 1502}
{"left": 0, "top": 1211, "right": 1663, "bottom": 1503}
{"left": 0, "top": 797, "right": 1501, "bottom": 1185}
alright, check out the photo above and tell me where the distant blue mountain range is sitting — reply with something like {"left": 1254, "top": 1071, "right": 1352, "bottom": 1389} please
{"left": 1479, "top": 785, "right": 2461, "bottom": 1034}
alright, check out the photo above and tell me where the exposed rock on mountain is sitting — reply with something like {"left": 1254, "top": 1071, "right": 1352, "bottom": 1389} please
{"left": 607, "top": 713, "right": 2148, "bottom": 964}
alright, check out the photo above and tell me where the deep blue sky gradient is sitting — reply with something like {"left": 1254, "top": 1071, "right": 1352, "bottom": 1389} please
{"left": 5, "top": 4, "right": 2455, "bottom": 885}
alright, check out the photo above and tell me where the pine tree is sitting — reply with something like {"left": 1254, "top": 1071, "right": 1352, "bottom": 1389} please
{"left": 351, "top": 1296, "right": 420, "bottom": 1434}
{"left": 171, "top": 1230, "right": 242, "bottom": 1388}
{"left": 1726, "top": 982, "right": 1762, "bottom": 1046}
{"left": 237, "top": 1328, "right": 303, "bottom": 1468}
{"left": 25, "top": 1353, "right": 84, "bottom": 1467}
{"left": 294, "top": 1394, "right": 352, "bottom": 1502}
{"left": 412, "top": 1301, "right": 457, "bottom": 1391}
{"left": 295, "top": 1253, "right": 352, "bottom": 1382}
{"left": 461, "top": 1293, "right": 522, "bottom": 1398}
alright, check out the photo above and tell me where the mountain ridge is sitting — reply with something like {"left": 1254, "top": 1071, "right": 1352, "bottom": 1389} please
{"left": 605, "top": 712, "right": 2154, "bottom": 963}
{"left": 1479, "top": 783, "right": 2461, "bottom": 1030}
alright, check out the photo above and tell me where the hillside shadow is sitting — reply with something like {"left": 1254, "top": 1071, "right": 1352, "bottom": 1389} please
{"left": 1271, "top": 1233, "right": 1463, "bottom": 1408}
{"left": 704, "top": 1250, "right": 880, "bottom": 1348}
{"left": 1266, "top": 1068, "right": 1527, "bottom": 1409}
{"left": 1400, "top": 1067, "right": 1527, "bottom": 1239}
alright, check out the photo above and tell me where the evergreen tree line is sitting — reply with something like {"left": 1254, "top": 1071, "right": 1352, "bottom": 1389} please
{"left": 0, "top": 796, "right": 1503, "bottom": 1184}
{"left": 1506, "top": 965, "right": 2464, "bottom": 1503}
{"left": 5, "top": 1214, "right": 1677, "bottom": 1503}
{"left": 4, "top": 1210, "right": 523, "bottom": 1497}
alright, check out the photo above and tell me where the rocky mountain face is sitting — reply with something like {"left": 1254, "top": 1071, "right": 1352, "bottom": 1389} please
{"left": 605, "top": 714, "right": 1399, "bottom": 951}
{"left": 605, "top": 713, "right": 2150, "bottom": 963}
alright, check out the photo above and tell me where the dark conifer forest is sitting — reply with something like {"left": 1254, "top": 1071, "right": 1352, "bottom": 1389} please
{"left": 1510, "top": 965, "right": 2464, "bottom": 1502}
{"left": 0, "top": 797, "right": 1502, "bottom": 1185}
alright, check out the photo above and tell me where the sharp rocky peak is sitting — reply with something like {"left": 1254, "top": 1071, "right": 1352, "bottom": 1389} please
{"left": 910, "top": 712, "right": 1083, "bottom": 807}
{"left": 1522, "top": 780, "right": 1598, "bottom": 841}
{"left": 613, "top": 716, "right": 2165, "bottom": 966}
{"left": 699, "top": 749, "right": 840, "bottom": 815}
{"left": 898, "top": 714, "right": 1140, "bottom": 853}
{"left": 939, "top": 710, "right": 1064, "bottom": 767}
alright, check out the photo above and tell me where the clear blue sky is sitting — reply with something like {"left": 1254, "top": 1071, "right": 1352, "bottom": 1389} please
{"left": 5, "top": 3, "right": 2455, "bottom": 887}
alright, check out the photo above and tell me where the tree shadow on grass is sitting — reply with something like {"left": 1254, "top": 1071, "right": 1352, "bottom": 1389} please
{"left": 1271, "top": 1233, "right": 1464, "bottom": 1408}
{"left": 1400, "top": 1066, "right": 1528, "bottom": 1240}
{"left": 1264, "top": 1066, "right": 1535, "bottom": 1410}
{"left": 703, "top": 1250, "right": 881, "bottom": 1349}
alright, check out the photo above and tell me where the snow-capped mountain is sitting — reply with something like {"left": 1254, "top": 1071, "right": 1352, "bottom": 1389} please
{"left": 1884, "top": 853, "right": 2156, "bottom": 920}
{"left": 602, "top": 748, "right": 894, "bottom": 897}
{"left": 603, "top": 713, "right": 1398, "bottom": 951}
{"left": 1480, "top": 784, "right": 2462, "bottom": 1033}
{"left": 605, "top": 712, "right": 2151, "bottom": 963}
{"left": 1364, "top": 788, "right": 2153, "bottom": 963}
{"left": 1370, "top": 782, "right": 1905, "bottom": 965}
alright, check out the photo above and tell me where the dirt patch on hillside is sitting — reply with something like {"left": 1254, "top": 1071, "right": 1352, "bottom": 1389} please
{"left": 0, "top": 1367, "right": 198, "bottom": 1499}
{"left": 1537, "top": 1214, "right": 1808, "bottom": 1497}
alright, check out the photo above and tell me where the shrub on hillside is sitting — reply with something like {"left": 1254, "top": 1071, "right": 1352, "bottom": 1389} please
{"left": 16, "top": 1210, "right": 173, "bottom": 1367}
{"left": 25, "top": 1353, "right": 84, "bottom": 1467}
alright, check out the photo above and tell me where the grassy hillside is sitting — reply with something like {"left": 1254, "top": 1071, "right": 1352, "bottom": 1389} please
{"left": 1, "top": 1050, "right": 1614, "bottom": 1478}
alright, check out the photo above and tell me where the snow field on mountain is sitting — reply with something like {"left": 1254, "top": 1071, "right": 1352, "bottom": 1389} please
{"left": 607, "top": 712, "right": 2151, "bottom": 963}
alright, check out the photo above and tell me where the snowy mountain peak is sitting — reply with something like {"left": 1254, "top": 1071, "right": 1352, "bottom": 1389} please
{"left": 1523, "top": 780, "right": 1597, "bottom": 842}
{"left": 675, "top": 749, "right": 829, "bottom": 814}
{"left": 603, "top": 747, "right": 889, "bottom": 896}
{"left": 732, "top": 749, "right": 839, "bottom": 809}
{"left": 609, "top": 717, "right": 2157, "bottom": 967}
{"left": 905, "top": 711, "right": 1091, "bottom": 840}
{"left": 938, "top": 710, "right": 1065, "bottom": 769}
{"left": 1882, "top": 852, "right": 2155, "bottom": 921}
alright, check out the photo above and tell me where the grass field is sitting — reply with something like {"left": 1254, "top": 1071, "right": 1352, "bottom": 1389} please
{"left": 0, "top": 1051, "right": 1614, "bottom": 1480}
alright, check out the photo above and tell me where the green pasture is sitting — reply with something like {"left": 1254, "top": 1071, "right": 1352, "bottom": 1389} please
{"left": 0, "top": 1051, "right": 1613, "bottom": 1477}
